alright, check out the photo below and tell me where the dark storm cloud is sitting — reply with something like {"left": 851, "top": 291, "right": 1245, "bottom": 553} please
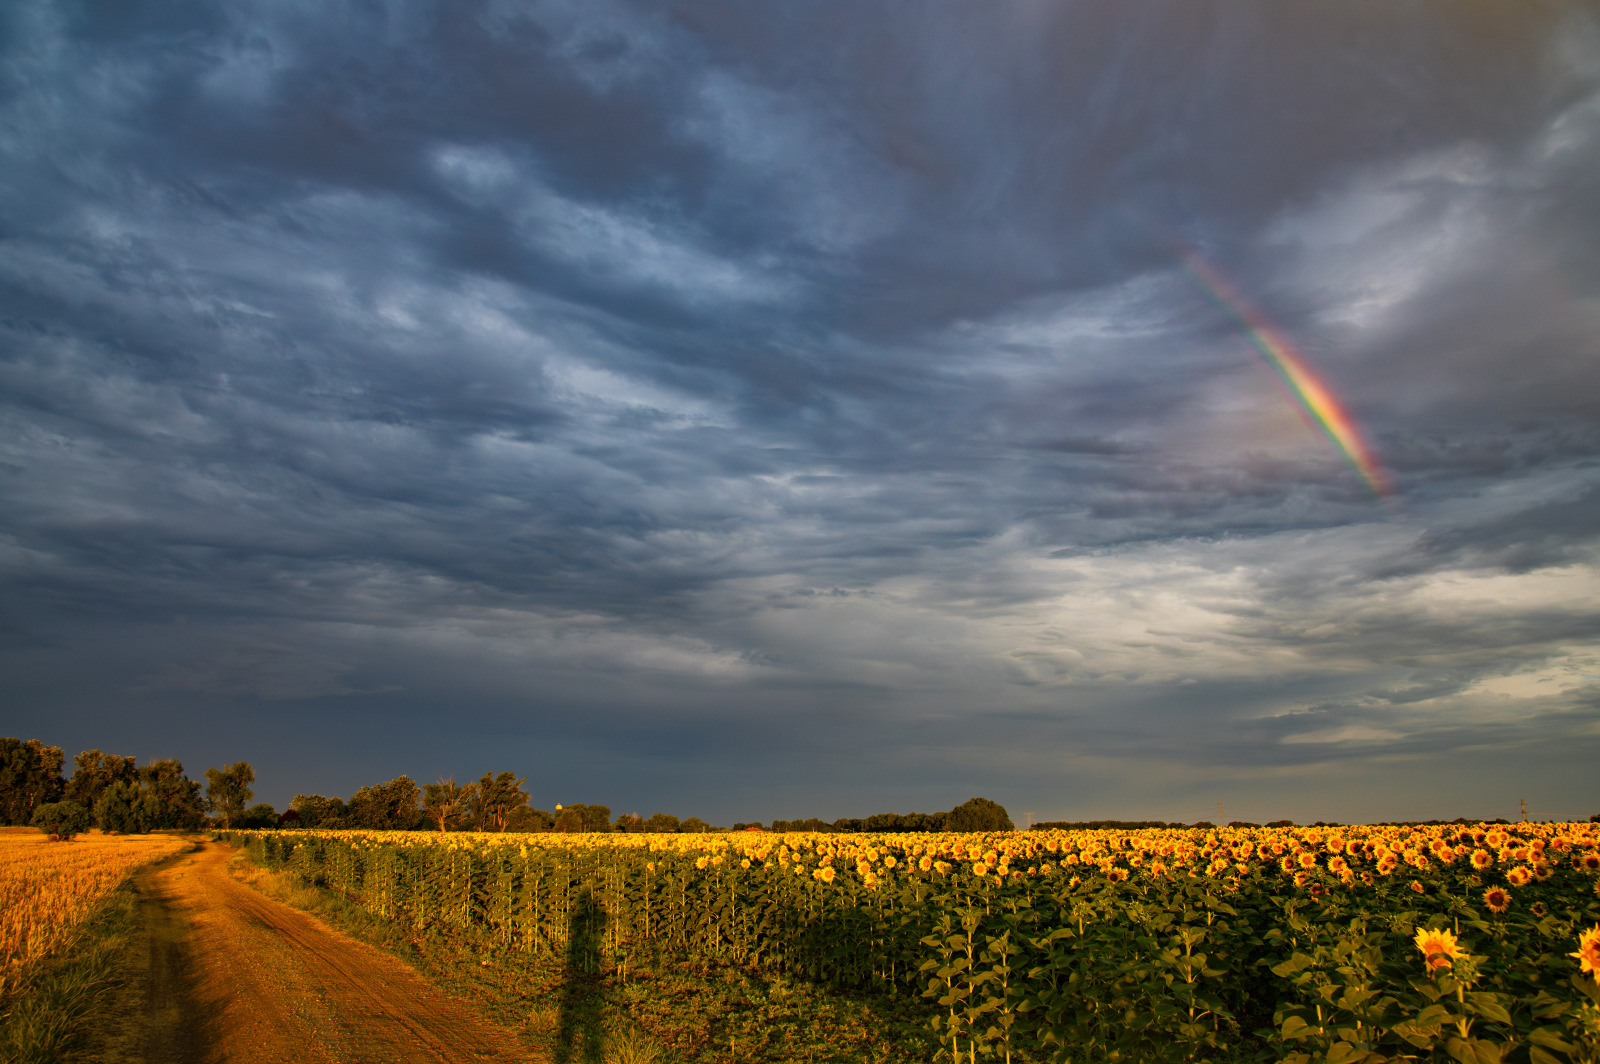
{"left": 2, "top": 0, "right": 1598, "bottom": 821}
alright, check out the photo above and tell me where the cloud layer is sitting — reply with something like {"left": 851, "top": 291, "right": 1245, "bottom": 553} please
{"left": 2, "top": 0, "right": 1598, "bottom": 822}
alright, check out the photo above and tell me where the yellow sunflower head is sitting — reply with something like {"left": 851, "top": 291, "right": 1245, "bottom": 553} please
{"left": 1506, "top": 866, "right": 1533, "bottom": 887}
{"left": 1570, "top": 925, "right": 1600, "bottom": 982}
{"left": 1483, "top": 887, "right": 1511, "bottom": 914}
{"left": 1414, "top": 927, "right": 1465, "bottom": 973}
{"left": 1471, "top": 849, "right": 1493, "bottom": 870}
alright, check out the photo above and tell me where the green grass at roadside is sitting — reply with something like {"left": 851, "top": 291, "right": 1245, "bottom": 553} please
{"left": 0, "top": 884, "right": 139, "bottom": 1064}
{"left": 225, "top": 845, "right": 939, "bottom": 1063}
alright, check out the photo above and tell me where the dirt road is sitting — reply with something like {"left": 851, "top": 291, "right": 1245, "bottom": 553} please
{"left": 105, "top": 842, "right": 538, "bottom": 1064}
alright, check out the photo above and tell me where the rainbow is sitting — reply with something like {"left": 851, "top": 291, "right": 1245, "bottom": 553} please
{"left": 1178, "top": 247, "right": 1391, "bottom": 498}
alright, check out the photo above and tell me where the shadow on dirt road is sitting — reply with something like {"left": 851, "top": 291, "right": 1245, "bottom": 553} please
{"left": 85, "top": 841, "right": 219, "bottom": 1064}
{"left": 91, "top": 841, "right": 537, "bottom": 1064}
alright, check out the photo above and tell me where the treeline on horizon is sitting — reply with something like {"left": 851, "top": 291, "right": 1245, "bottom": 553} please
{"left": 0, "top": 737, "right": 1018, "bottom": 836}
{"left": 7, "top": 738, "right": 1579, "bottom": 837}
{"left": 0, "top": 738, "right": 216, "bottom": 836}
{"left": 281, "top": 784, "right": 1021, "bottom": 836}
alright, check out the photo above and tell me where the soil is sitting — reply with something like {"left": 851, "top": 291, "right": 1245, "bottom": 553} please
{"left": 94, "top": 841, "right": 538, "bottom": 1064}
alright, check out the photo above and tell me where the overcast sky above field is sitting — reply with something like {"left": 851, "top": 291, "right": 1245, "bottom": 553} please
{"left": 3, "top": 1, "right": 1599, "bottom": 826}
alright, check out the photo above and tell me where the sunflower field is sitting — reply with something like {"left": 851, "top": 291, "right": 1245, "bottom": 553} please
{"left": 219, "top": 822, "right": 1600, "bottom": 1063}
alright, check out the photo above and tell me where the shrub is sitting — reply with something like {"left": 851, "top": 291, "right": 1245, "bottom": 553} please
{"left": 30, "top": 801, "right": 92, "bottom": 840}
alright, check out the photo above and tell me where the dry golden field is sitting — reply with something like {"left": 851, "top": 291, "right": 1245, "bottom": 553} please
{"left": 0, "top": 829, "right": 189, "bottom": 998}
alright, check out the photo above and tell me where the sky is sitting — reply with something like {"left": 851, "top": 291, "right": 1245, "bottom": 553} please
{"left": 3, "top": 0, "right": 1599, "bottom": 827}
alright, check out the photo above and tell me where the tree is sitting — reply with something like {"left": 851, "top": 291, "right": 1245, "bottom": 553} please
{"left": 769, "top": 817, "right": 836, "bottom": 833}
{"left": 422, "top": 777, "right": 475, "bottom": 832}
{"left": 204, "top": 762, "right": 255, "bottom": 829}
{"left": 678, "top": 817, "right": 711, "bottom": 834}
{"left": 506, "top": 806, "right": 554, "bottom": 832}
{"left": 288, "top": 794, "right": 347, "bottom": 829}
{"left": 945, "top": 797, "right": 1014, "bottom": 833}
{"left": 614, "top": 814, "right": 647, "bottom": 833}
{"left": 95, "top": 779, "right": 152, "bottom": 834}
{"left": 65, "top": 750, "right": 137, "bottom": 812}
{"left": 32, "top": 800, "right": 92, "bottom": 840}
{"left": 554, "top": 803, "right": 611, "bottom": 833}
{"left": 0, "top": 738, "right": 65, "bottom": 826}
{"left": 236, "top": 803, "right": 279, "bottom": 829}
{"left": 644, "top": 813, "right": 680, "bottom": 833}
{"left": 348, "top": 775, "right": 424, "bottom": 830}
{"left": 471, "top": 772, "right": 528, "bottom": 832}
{"left": 139, "top": 759, "right": 205, "bottom": 830}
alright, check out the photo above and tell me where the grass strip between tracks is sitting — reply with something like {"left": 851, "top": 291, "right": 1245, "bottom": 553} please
{"left": 225, "top": 842, "right": 939, "bottom": 1063}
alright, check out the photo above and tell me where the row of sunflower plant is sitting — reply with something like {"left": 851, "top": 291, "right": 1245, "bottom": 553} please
{"left": 217, "top": 822, "right": 1600, "bottom": 1063}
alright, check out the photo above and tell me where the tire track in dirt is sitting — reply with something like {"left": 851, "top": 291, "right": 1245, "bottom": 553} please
{"left": 136, "top": 842, "right": 538, "bottom": 1064}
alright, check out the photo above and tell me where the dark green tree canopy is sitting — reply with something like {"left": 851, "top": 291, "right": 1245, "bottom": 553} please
{"left": 139, "top": 759, "right": 206, "bottom": 830}
{"left": 204, "top": 761, "right": 255, "bottom": 829}
{"left": 554, "top": 803, "right": 611, "bottom": 833}
{"left": 32, "top": 800, "right": 92, "bottom": 840}
{"left": 288, "top": 794, "right": 348, "bottom": 829}
{"left": 65, "top": 749, "right": 137, "bottom": 812}
{"left": 472, "top": 771, "right": 529, "bottom": 832}
{"left": 236, "top": 803, "right": 279, "bottom": 829}
{"left": 0, "top": 738, "right": 65, "bottom": 826}
{"left": 506, "top": 805, "right": 554, "bottom": 832}
{"left": 348, "top": 775, "right": 424, "bottom": 830}
{"left": 942, "top": 797, "right": 1015, "bottom": 833}
{"left": 422, "top": 777, "right": 475, "bottom": 832}
{"left": 770, "top": 800, "right": 1007, "bottom": 834}
{"left": 94, "top": 779, "right": 153, "bottom": 834}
